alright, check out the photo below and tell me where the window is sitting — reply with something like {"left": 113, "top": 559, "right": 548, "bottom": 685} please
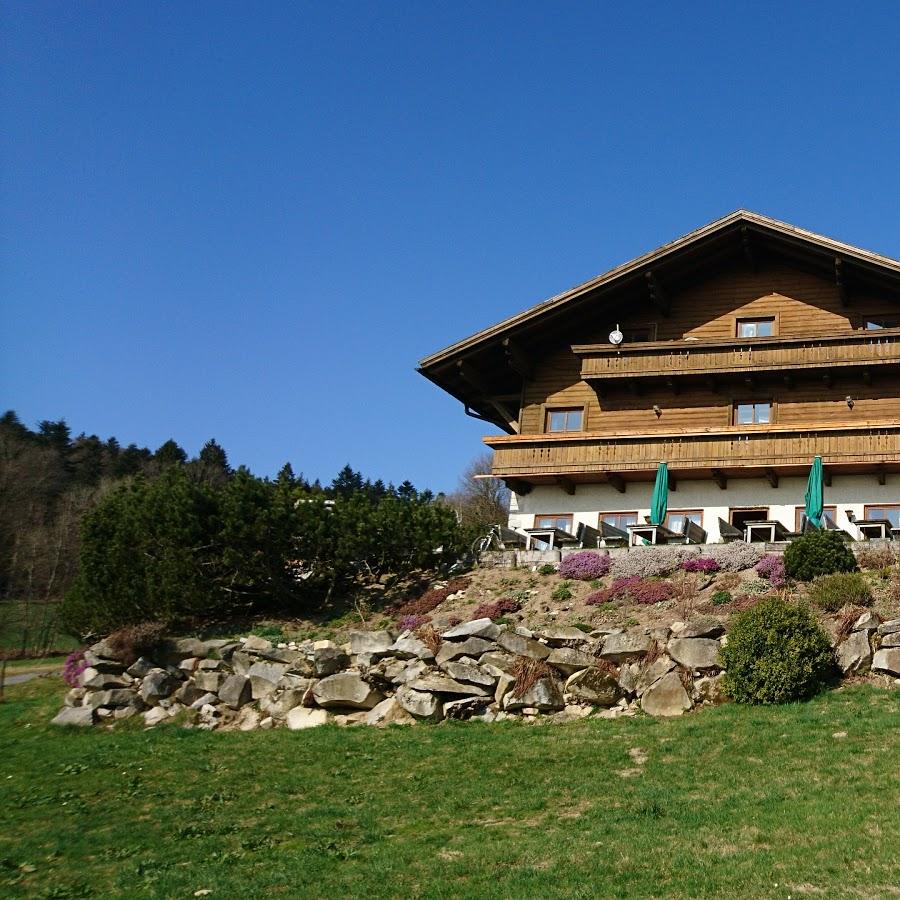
{"left": 535, "top": 514, "right": 573, "bottom": 532}
{"left": 865, "top": 505, "right": 900, "bottom": 527}
{"left": 665, "top": 510, "right": 703, "bottom": 532}
{"left": 795, "top": 505, "right": 837, "bottom": 530}
{"left": 736, "top": 317, "right": 775, "bottom": 338}
{"left": 863, "top": 317, "right": 899, "bottom": 330}
{"left": 599, "top": 512, "right": 638, "bottom": 530}
{"left": 546, "top": 408, "right": 583, "bottom": 432}
{"left": 734, "top": 401, "right": 772, "bottom": 425}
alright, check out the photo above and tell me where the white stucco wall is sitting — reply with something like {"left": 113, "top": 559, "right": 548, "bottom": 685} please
{"left": 508, "top": 474, "right": 900, "bottom": 542}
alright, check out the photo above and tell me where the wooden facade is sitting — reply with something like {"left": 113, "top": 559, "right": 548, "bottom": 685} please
{"left": 419, "top": 211, "right": 900, "bottom": 539}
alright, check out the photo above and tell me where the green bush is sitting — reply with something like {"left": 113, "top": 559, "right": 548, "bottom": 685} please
{"left": 806, "top": 572, "right": 872, "bottom": 612}
{"left": 551, "top": 580, "right": 573, "bottom": 601}
{"left": 784, "top": 531, "right": 857, "bottom": 582}
{"left": 711, "top": 589, "right": 732, "bottom": 606}
{"left": 537, "top": 563, "right": 557, "bottom": 576}
{"left": 720, "top": 597, "right": 835, "bottom": 704}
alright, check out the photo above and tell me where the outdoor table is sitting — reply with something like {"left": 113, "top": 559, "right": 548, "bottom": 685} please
{"left": 523, "top": 527, "right": 580, "bottom": 551}
{"left": 626, "top": 523, "right": 677, "bottom": 546}
{"left": 744, "top": 520, "right": 790, "bottom": 543}
{"left": 856, "top": 519, "right": 892, "bottom": 540}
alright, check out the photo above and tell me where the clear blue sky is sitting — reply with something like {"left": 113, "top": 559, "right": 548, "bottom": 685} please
{"left": 4, "top": 2, "right": 900, "bottom": 493}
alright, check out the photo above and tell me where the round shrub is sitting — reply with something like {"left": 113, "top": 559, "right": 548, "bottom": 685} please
{"left": 559, "top": 551, "right": 611, "bottom": 581}
{"left": 784, "top": 531, "right": 857, "bottom": 582}
{"left": 711, "top": 589, "right": 731, "bottom": 606}
{"left": 755, "top": 554, "right": 786, "bottom": 587}
{"left": 720, "top": 597, "right": 835, "bottom": 704}
{"left": 681, "top": 557, "right": 720, "bottom": 573}
{"left": 806, "top": 572, "right": 872, "bottom": 613}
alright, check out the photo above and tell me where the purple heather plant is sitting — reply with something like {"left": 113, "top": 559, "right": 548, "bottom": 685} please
{"left": 755, "top": 554, "right": 786, "bottom": 588}
{"left": 681, "top": 557, "right": 720, "bottom": 573}
{"left": 471, "top": 598, "right": 522, "bottom": 620}
{"left": 397, "top": 614, "right": 431, "bottom": 632}
{"left": 585, "top": 575, "right": 674, "bottom": 606}
{"left": 558, "top": 551, "right": 612, "bottom": 581}
{"left": 63, "top": 649, "right": 88, "bottom": 688}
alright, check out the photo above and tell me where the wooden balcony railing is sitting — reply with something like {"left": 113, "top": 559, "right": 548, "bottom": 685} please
{"left": 573, "top": 329, "right": 900, "bottom": 382}
{"left": 485, "top": 423, "right": 900, "bottom": 481}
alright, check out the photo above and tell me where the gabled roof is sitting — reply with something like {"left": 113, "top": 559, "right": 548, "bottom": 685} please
{"left": 417, "top": 210, "right": 900, "bottom": 431}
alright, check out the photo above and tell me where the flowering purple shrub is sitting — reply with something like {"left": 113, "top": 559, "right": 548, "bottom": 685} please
{"left": 681, "top": 557, "right": 720, "bottom": 573}
{"left": 63, "top": 650, "right": 88, "bottom": 688}
{"left": 585, "top": 576, "right": 674, "bottom": 606}
{"left": 471, "top": 598, "right": 522, "bottom": 620}
{"left": 611, "top": 546, "right": 696, "bottom": 579}
{"left": 559, "top": 551, "right": 612, "bottom": 581}
{"left": 756, "top": 554, "right": 786, "bottom": 587}
{"left": 397, "top": 614, "right": 431, "bottom": 632}
{"left": 706, "top": 541, "right": 764, "bottom": 572}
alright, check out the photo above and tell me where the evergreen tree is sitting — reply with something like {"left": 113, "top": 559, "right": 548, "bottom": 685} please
{"left": 331, "top": 464, "right": 364, "bottom": 498}
{"left": 154, "top": 439, "right": 188, "bottom": 467}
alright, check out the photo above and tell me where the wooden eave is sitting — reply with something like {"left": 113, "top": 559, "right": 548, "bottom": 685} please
{"left": 417, "top": 210, "right": 900, "bottom": 423}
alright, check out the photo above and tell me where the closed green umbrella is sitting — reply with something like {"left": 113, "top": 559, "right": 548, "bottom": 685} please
{"left": 650, "top": 462, "right": 669, "bottom": 526}
{"left": 804, "top": 456, "right": 824, "bottom": 529}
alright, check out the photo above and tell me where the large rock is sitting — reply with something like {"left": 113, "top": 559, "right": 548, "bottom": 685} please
{"left": 365, "top": 697, "right": 416, "bottom": 727}
{"left": 692, "top": 673, "right": 727, "bottom": 705}
{"left": 143, "top": 706, "right": 170, "bottom": 727}
{"left": 439, "top": 661, "right": 496, "bottom": 688}
{"left": 537, "top": 626, "right": 591, "bottom": 646}
{"left": 853, "top": 611, "right": 880, "bottom": 632}
{"left": 617, "top": 662, "right": 640, "bottom": 695}
{"left": 546, "top": 647, "right": 596, "bottom": 675}
{"left": 877, "top": 617, "right": 900, "bottom": 636}
{"left": 349, "top": 631, "right": 393, "bottom": 655}
{"left": 248, "top": 662, "right": 288, "bottom": 699}
{"left": 496, "top": 631, "right": 550, "bottom": 660}
{"left": 408, "top": 674, "right": 489, "bottom": 696}
{"left": 872, "top": 648, "right": 900, "bottom": 676}
{"left": 395, "top": 685, "right": 443, "bottom": 720}
{"left": 435, "top": 637, "right": 495, "bottom": 665}
{"left": 219, "top": 674, "right": 253, "bottom": 709}
{"left": 85, "top": 688, "right": 140, "bottom": 709}
{"left": 599, "top": 632, "right": 652, "bottom": 663}
{"left": 391, "top": 660, "right": 428, "bottom": 685}
{"left": 174, "top": 682, "right": 209, "bottom": 706}
{"left": 140, "top": 669, "right": 179, "bottom": 703}
{"left": 667, "top": 638, "right": 721, "bottom": 670}
{"left": 442, "top": 618, "right": 501, "bottom": 641}
{"left": 52, "top": 706, "right": 94, "bottom": 727}
{"left": 882, "top": 633, "right": 900, "bottom": 648}
{"left": 676, "top": 619, "right": 726, "bottom": 639}
{"left": 478, "top": 651, "right": 517, "bottom": 675}
{"left": 193, "top": 672, "right": 223, "bottom": 693}
{"left": 635, "top": 655, "right": 677, "bottom": 696}
{"left": 503, "top": 677, "right": 564, "bottom": 712}
{"left": 443, "top": 696, "right": 492, "bottom": 719}
{"left": 312, "top": 672, "right": 384, "bottom": 709}
{"left": 82, "top": 672, "right": 131, "bottom": 691}
{"left": 836, "top": 631, "right": 872, "bottom": 674}
{"left": 260, "top": 685, "right": 314, "bottom": 719}
{"left": 641, "top": 672, "right": 692, "bottom": 717}
{"left": 388, "top": 634, "right": 435, "bottom": 661}
{"left": 286, "top": 707, "right": 329, "bottom": 730}
{"left": 243, "top": 635, "right": 273, "bottom": 652}
{"left": 564, "top": 667, "right": 621, "bottom": 706}
{"left": 230, "top": 650, "right": 255, "bottom": 677}
{"left": 313, "top": 645, "right": 351, "bottom": 677}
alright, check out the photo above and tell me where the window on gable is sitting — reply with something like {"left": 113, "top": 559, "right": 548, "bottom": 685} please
{"left": 535, "top": 514, "right": 574, "bottom": 532}
{"left": 736, "top": 317, "right": 775, "bottom": 338}
{"left": 665, "top": 510, "right": 703, "bottom": 533}
{"left": 863, "top": 317, "right": 899, "bottom": 330}
{"left": 599, "top": 512, "right": 637, "bottom": 530}
{"left": 734, "top": 401, "right": 772, "bottom": 425}
{"left": 546, "top": 408, "right": 583, "bottom": 432}
{"left": 865, "top": 505, "right": 900, "bottom": 528}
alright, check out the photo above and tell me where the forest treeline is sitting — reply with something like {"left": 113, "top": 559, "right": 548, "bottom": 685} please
{"left": 0, "top": 411, "right": 508, "bottom": 648}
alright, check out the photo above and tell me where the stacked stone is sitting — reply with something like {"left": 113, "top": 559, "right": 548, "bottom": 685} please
{"left": 834, "top": 613, "right": 900, "bottom": 678}
{"left": 51, "top": 618, "right": 740, "bottom": 729}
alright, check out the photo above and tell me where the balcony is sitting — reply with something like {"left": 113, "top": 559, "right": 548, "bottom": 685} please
{"left": 573, "top": 329, "right": 900, "bottom": 390}
{"left": 485, "top": 423, "right": 900, "bottom": 491}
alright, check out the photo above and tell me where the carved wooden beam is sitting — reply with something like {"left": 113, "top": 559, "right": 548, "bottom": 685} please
{"left": 877, "top": 464, "right": 887, "bottom": 486}
{"left": 834, "top": 256, "right": 850, "bottom": 307}
{"left": 607, "top": 473, "right": 626, "bottom": 494}
{"left": 456, "top": 361, "right": 520, "bottom": 433}
{"left": 741, "top": 226, "right": 757, "bottom": 270}
{"left": 503, "top": 478, "right": 532, "bottom": 496}
{"left": 502, "top": 337, "right": 532, "bottom": 379}
{"left": 711, "top": 468, "right": 727, "bottom": 490}
{"left": 823, "top": 468, "right": 832, "bottom": 487}
{"left": 668, "top": 471, "right": 677, "bottom": 492}
{"left": 765, "top": 467, "right": 779, "bottom": 489}
{"left": 556, "top": 476, "right": 576, "bottom": 496}
{"left": 645, "top": 271, "right": 671, "bottom": 316}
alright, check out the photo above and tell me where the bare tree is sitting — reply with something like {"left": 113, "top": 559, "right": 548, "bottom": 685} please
{"left": 445, "top": 453, "right": 510, "bottom": 530}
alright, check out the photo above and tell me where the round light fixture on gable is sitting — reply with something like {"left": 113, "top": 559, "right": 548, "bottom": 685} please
{"left": 609, "top": 324, "right": 624, "bottom": 345}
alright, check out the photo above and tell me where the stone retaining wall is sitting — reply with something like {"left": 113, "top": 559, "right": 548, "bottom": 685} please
{"left": 51, "top": 613, "right": 900, "bottom": 731}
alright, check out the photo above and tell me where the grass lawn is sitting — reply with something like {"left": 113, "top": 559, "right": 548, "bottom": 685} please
{"left": 1, "top": 678, "right": 897, "bottom": 899}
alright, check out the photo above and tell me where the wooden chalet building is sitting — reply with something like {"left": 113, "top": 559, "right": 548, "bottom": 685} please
{"left": 418, "top": 211, "right": 900, "bottom": 545}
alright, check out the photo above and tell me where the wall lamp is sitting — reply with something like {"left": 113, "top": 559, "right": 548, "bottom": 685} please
{"left": 846, "top": 396, "right": 855, "bottom": 409}
{"left": 653, "top": 405, "right": 662, "bottom": 418}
